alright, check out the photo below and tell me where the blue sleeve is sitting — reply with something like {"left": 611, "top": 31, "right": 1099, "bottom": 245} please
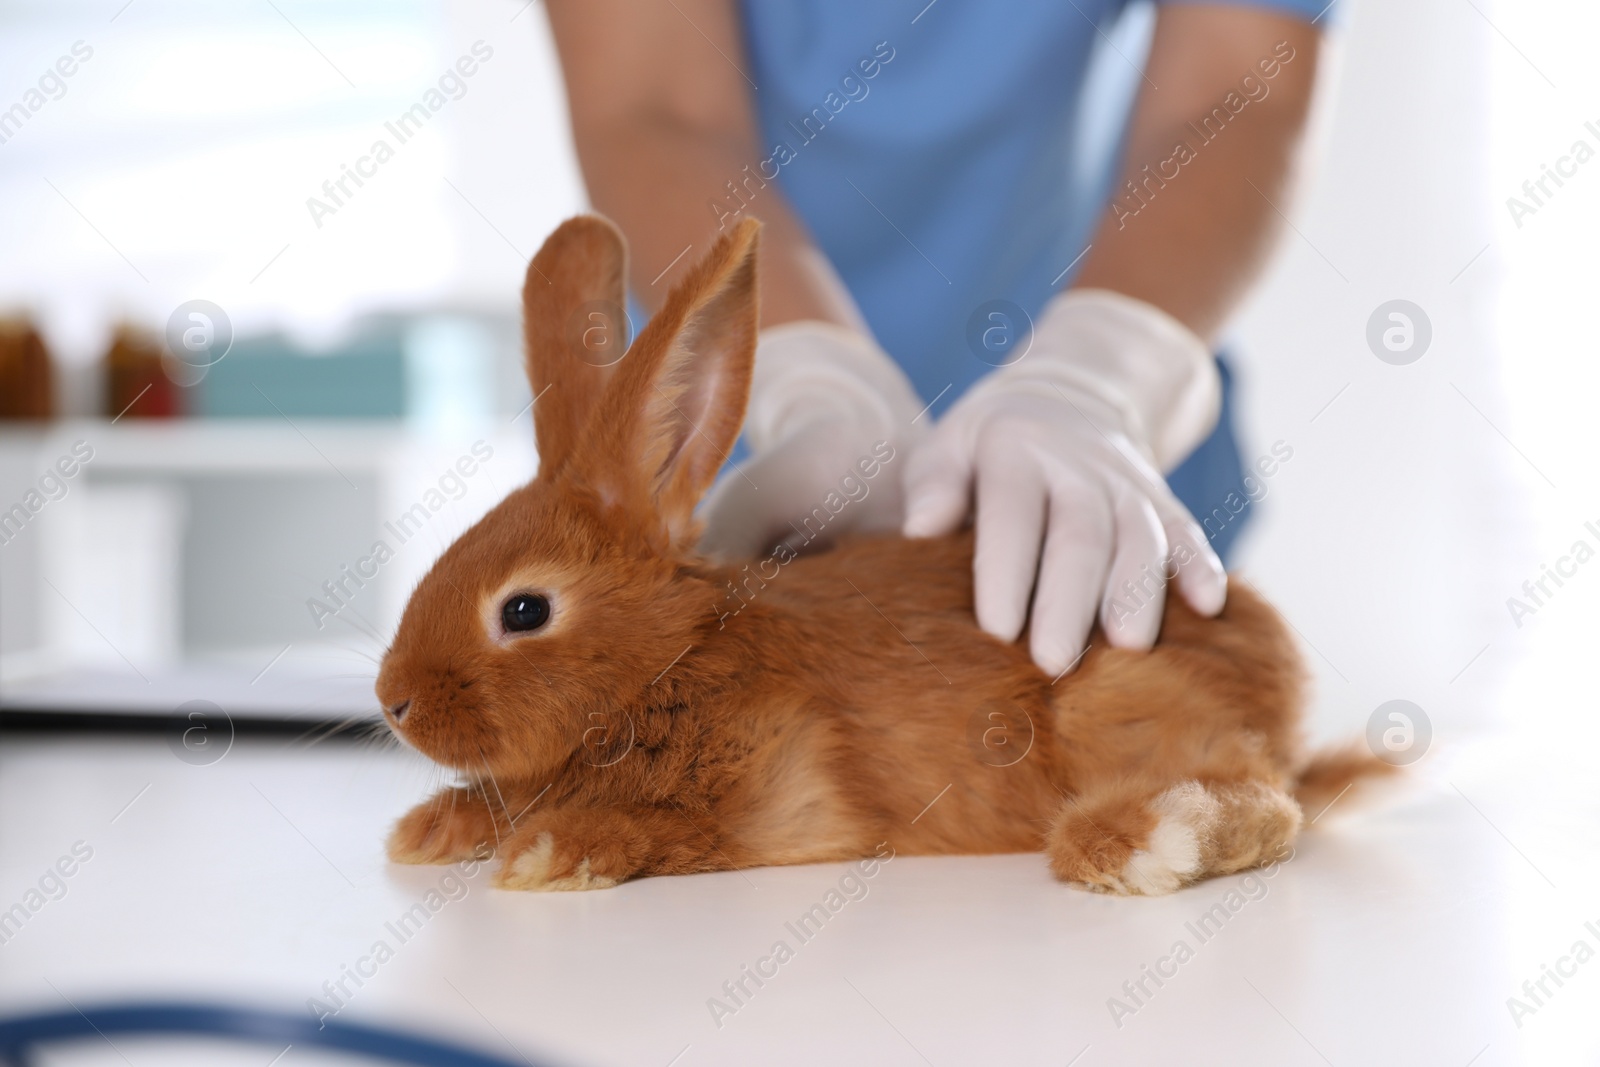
{"left": 1154, "top": 0, "right": 1334, "bottom": 26}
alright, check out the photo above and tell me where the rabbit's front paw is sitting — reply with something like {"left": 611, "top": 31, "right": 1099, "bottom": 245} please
{"left": 493, "top": 830, "right": 622, "bottom": 891}
{"left": 387, "top": 790, "right": 498, "bottom": 865}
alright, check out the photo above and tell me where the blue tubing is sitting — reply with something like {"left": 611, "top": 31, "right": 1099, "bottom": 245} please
{"left": 0, "top": 1001, "right": 559, "bottom": 1067}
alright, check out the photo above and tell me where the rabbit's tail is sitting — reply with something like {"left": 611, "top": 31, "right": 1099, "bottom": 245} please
{"left": 1293, "top": 742, "right": 1397, "bottom": 823}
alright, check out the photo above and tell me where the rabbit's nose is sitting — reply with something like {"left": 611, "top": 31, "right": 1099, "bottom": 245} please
{"left": 387, "top": 699, "right": 412, "bottom": 723}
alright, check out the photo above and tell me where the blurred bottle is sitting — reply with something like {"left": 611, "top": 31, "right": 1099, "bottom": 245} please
{"left": 104, "top": 324, "right": 181, "bottom": 418}
{"left": 0, "top": 317, "right": 56, "bottom": 420}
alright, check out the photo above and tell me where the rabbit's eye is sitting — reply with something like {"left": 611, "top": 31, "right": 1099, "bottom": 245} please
{"left": 501, "top": 593, "right": 551, "bottom": 633}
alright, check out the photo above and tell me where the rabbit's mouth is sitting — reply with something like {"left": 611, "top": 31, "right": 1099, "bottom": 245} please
{"left": 385, "top": 700, "right": 501, "bottom": 771}
{"left": 376, "top": 659, "right": 501, "bottom": 765}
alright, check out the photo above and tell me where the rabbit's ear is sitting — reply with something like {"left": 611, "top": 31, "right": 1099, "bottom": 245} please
{"left": 522, "top": 215, "right": 630, "bottom": 479}
{"left": 573, "top": 218, "right": 760, "bottom": 543}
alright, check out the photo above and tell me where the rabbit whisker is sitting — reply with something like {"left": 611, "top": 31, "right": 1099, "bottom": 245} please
{"left": 291, "top": 713, "right": 375, "bottom": 749}
{"left": 475, "top": 775, "right": 504, "bottom": 855}
{"left": 477, "top": 744, "right": 514, "bottom": 834}
{"left": 509, "top": 782, "right": 551, "bottom": 828}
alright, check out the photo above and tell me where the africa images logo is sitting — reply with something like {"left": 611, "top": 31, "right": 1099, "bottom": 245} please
{"left": 304, "top": 42, "right": 494, "bottom": 228}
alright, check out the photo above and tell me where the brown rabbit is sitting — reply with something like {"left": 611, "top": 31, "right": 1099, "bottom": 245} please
{"left": 376, "top": 215, "right": 1386, "bottom": 895}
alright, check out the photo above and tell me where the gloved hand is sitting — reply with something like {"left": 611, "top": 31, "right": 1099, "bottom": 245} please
{"left": 902, "top": 288, "right": 1228, "bottom": 676}
{"left": 698, "top": 321, "right": 927, "bottom": 559}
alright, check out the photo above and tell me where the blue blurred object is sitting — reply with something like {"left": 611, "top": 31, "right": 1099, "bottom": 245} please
{"left": 736, "top": 0, "right": 1327, "bottom": 421}
{"left": 403, "top": 316, "right": 498, "bottom": 435}
{"left": 195, "top": 327, "right": 408, "bottom": 419}
{"left": 1166, "top": 354, "right": 1256, "bottom": 565}
{"left": 0, "top": 1001, "right": 559, "bottom": 1067}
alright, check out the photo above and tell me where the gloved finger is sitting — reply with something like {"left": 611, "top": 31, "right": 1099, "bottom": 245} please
{"left": 696, "top": 454, "right": 787, "bottom": 560}
{"left": 1026, "top": 469, "right": 1114, "bottom": 676}
{"left": 902, "top": 432, "right": 973, "bottom": 538}
{"left": 971, "top": 442, "right": 1048, "bottom": 644}
{"left": 1097, "top": 489, "right": 1168, "bottom": 651}
{"left": 702, "top": 417, "right": 905, "bottom": 559}
{"left": 1145, "top": 490, "right": 1227, "bottom": 617}
{"left": 1165, "top": 509, "right": 1227, "bottom": 616}
{"left": 1112, "top": 455, "right": 1227, "bottom": 619}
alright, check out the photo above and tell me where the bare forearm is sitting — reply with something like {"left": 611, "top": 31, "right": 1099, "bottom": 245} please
{"left": 547, "top": 0, "right": 862, "bottom": 330}
{"left": 1074, "top": 9, "right": 1322, "bottom": 341}
{"left": 572, "top": 118, "right": 865, "bottom": 328}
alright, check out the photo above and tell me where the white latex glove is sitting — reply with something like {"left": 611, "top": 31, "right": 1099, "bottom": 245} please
{"left": 902, "top": 288, "right": 1229, "bottom": 676}
{"left": 698, "top": 321, "right": 928, "bottom": 559}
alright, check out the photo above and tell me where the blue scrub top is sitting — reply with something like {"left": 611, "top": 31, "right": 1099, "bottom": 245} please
{"left": 731, "top": 0, "right": 1325, "bottom": 560}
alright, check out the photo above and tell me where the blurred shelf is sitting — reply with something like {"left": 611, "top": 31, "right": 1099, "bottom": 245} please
{"left": 0, "top": 418, "right": 420, "bottom": 474}
{"left": 1, "top": 421, "right": 536, "bottom": 718}
{"left": 1, "top": 651, "right": 382, "bottom": 720}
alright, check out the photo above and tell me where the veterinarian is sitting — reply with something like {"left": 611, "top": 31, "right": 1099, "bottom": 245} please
{"left": 546, "top": 0, "right": 1324, "bottom": 676}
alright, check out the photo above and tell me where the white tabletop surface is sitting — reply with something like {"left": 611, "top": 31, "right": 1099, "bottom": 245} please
{"left": 1, "top": 705, "right": 1596, "bottom": 1067}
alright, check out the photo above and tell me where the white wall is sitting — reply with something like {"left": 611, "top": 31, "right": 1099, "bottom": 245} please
{"left": 4, "top": 0, "right": 1588, "bottom": 738}
{"left": 1227, "top": 0, "right": 1595, "bottom": 745}
{"left": 0, "top": 0, "right": 586, "bottom": 368}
